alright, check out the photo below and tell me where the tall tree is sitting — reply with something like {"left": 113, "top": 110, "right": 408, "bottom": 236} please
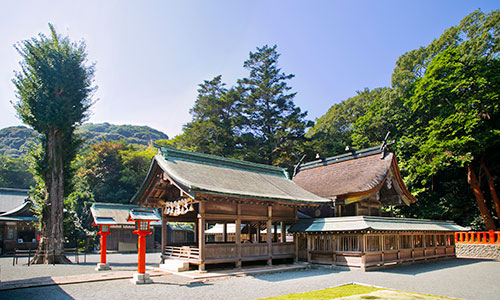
{"left": 238, "top": 45, "right": 312, "bottom": 167}
{"left": 177, "top": 76, "right": 239, "bottom": 157}
{"left": 12, "top": 24, "right": 95, "bottom": 263}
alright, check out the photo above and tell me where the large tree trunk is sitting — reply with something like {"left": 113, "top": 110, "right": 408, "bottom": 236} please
{"left": 32, "top": 129, "right": 71, "bottom": 264}
{"left": 481, "top": 158, "right": 500, "bottom": 222}
{"left": 466, "top": 162, "right": 496, "bottom": 230}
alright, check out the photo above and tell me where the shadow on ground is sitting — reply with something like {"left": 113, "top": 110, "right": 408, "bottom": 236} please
{"left": 375, "top": 258, "right": 490, "bottom": 275}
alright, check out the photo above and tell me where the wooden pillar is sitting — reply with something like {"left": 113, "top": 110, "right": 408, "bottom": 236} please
{"left": 280, "top": 222, "right": 286, "bottom": 243}
{"left": 223, "top": 223, "right": 227, "bottom": 243}
{"left": 294, "top": 234, "right": 299, "bottom": 262}
{"left": 235, "top": 203, "right": 242, "bottom": 268}
{"left": 198, "top": 201, "right": 206, "bottom": 271}
{"left": 257, "top": 222, "right": 261, "bottom": 243}
{"left": 274, "top": 223, "right": 278, "bottom": 242}
{"left": 161, "top": 208, "right": 166, "bottom": 263}
{"left": 306, "top": 235, "right": 312, "bottom": 262}
{"left": 267, "top": 205, "right": 272, "bottom": 266}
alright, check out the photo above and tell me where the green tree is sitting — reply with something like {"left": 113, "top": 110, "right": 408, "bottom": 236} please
{"left": 12, "top": 24, "right": 95, "bottom": 263}
{"left": 306, "top": 88, "right": 387, "bottom": 158}
{"left": 0, "top": 154, "right": 34, "bottom": 188}
{"left": 238, "top": 45, "right": 312, "bottom": 167}
{"left": 404, "top": 47, "right": 500, "bottom": 229}
{"left": 175, "top": 76, "right": 240, "bottom": 157}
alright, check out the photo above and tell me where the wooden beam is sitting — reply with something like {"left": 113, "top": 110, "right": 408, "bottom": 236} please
{"left": 198, "top": 213, "right": 294, "bottom": 222}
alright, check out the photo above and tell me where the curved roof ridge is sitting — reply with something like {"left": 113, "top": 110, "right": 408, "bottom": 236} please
{"left": 157, "top": 146, "right": 287, "bottom": 178}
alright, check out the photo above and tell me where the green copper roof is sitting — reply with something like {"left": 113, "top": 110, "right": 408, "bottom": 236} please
{"left": 132, "top": 147, "right": 330, "bottom": 205}
{"left": 158, "top": 146, "right": 288, "bottom": 178}
{"left": 288, "top": 216, "right": 469, "bottom": 233}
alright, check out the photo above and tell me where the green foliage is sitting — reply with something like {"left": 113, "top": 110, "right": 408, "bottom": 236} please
{"left": 0, "top": 154, "right": 34, "bottom": 188}
{"left": 77, "top": 122, "right": 168, "bottom": 147}
{"left": 307, "top": 88, "right": 393, "bottom": 158}
{"left": 0, "top": 126, "right": 37, "bottom": 158}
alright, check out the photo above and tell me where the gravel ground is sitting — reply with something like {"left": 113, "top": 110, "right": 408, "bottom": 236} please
{"left": 0, "top": 252, "right": 162, "bottom": 281}
{"left": 1, "top": 257, "right": 499, "bottom": 300}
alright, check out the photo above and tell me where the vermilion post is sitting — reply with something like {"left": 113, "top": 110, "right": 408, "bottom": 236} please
{"left": 137, "top": 234, "right": 147, "bottom": 273}
{"left": 100, "top": 233, "right": 108, "bottom": 264}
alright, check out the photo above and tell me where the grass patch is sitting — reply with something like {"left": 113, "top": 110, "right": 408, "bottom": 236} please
{"left": 260, "top": 284, "right": 381, "bottom": 300}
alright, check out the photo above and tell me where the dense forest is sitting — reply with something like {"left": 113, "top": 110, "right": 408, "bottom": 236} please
{"left": 1, "top": 10, "right": 498, "bottom": 243}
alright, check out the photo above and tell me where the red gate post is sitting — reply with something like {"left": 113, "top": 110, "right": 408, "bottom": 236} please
{"left": 95, "top": 224, "right": 112, "bottom": 271}
{"left": 128, "top": 208, "right": 160, "bottom": 284}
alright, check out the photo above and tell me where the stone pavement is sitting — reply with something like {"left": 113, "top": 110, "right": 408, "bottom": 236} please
{"left": 0, "top": 256, "right": 499, "bottom": 300}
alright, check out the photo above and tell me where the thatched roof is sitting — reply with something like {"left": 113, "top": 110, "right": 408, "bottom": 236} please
{"left": 293, "top": 145, "right": 416, "bottom": 205}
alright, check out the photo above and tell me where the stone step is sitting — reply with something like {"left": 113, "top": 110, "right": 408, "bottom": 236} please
{"left": 159, "top": 259, "right": 190, "bottom": 272}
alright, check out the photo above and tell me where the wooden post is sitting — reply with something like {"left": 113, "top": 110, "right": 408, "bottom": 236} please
{"left": 198, "top": 201, "right": 206, "bottom": 271}
{"left": 223, "top": 223, "right": 227, "bottom": 243}
{"left": 267, "top": 205, "right": 272, "bottom": 266}
{"left": 306, "top": 235, "right": 312, "bottom": 263}
{"left": 274, "top": 222, "right": 278, "bottom": 242}
{"left": 161, "top": 208, "right": 166, "bottom": 263}
{"left": 295, "top": 234, "right": 299, "bottom": 262}
{"left": 236, "top": 203, "right": 242, "bottom": 268}
{"left": 280, "top": 222, "right": 286, "bottom": 243}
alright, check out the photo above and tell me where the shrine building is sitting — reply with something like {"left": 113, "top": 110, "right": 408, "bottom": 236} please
{"left": 291, "top": 144, "right": 467, "bottom": 270}
{"left": 131, "top": 146, "right": 330, "bottom": 271}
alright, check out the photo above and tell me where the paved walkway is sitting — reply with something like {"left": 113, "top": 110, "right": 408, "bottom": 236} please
{"left": 0, "top": 256, "right": 498, "bottom": 300}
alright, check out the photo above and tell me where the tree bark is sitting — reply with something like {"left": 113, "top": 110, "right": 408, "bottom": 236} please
{"left": 32, "top": 129, "right": 71, "bottom": 264}
{"left": 466, "top": 162, "right": 496, "bottom": 230}
{"left": 481, "top": 158, "right": 500, "bottom": 222}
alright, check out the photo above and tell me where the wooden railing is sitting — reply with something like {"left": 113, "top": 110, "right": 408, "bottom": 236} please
{"left": 455, "top": 231, "right": 500, "bottom": 244}
{"left": 164, "top": 246, "right": 200, "bottom": 260}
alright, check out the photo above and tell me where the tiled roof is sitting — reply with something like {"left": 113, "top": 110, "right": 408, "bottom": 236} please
{"left": 90, "top": 203, "right": 140, "bottom": 226}
{"left": 133, "top": 147, "right": 330, "bottom": 205}
{"left": 0, "top": 188, "right": 29, "bottom": 213}
{"left": 288, "top": 216, "right": 469, "bottom": 233}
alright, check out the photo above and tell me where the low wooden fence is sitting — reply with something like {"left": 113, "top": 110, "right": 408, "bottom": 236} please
{"left": 13, "top": 248, "right": 88, "bottom": 266}
{"left": 455, "top": 231, "right": 500, "bottom": 244}
{"left": 164, "top": 246, "right": 200, "bottom": 260}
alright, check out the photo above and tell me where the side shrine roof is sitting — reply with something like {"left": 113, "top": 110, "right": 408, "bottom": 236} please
{"left": 0, "top": 199, "right": 37, "bottom": 222}
{"left": 0, "top": 188, "right": 29, "bottom": 214}
{"left": 288, "top": 216, "right": 469, "bottom": 233}
{"left": 90, "top": 203, "right": 140, "bottom": 226}
{"left": 132, "top": 147, "right": 330, "bottom": 206}
{"left": 292, "top": 144, "right": 416, "bottom": 204}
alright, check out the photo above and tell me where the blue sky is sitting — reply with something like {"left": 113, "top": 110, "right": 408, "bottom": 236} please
{"left": 1, "top": 1, "right": 498, "bottom": 137}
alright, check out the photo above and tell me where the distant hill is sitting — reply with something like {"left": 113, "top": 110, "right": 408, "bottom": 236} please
{"left": 0, "top": 123, "right": 169, "bottom": 158}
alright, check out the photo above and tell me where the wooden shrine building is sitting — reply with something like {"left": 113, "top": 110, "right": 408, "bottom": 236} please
{"left": 131, "top": 146, "right": 330, "bottom": 270}
{"left": 291, "top": 144, "right": 468, "bottom": 270}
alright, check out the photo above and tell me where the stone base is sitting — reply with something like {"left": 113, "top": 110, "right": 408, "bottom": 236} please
{"left": 131, "top": 272, "right": 153, "bottom": 284}
{"left": 95, "top": 263, "right": 111, "bottom": 271}
{"left": 456, "top": 243, "right": 500, "bottom": 260}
